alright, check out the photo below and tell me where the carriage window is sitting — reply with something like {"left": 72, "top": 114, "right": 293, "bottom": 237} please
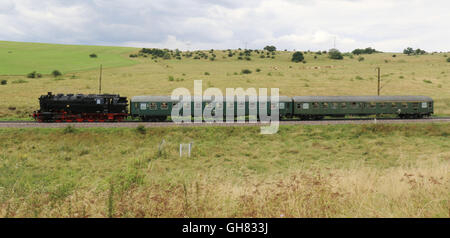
{"left": 161, "top": 102, "right": 168, "bottom": 109}
{"left": 260, "top": 102, "right": 267, "bottom": 108}
{"left": 195, "top": 102, "right": 202, "bottom": 108}
{"left": 421, "top": 102, "right": 427, "bottom": 108}
{"left": 238, "top": 102, "right": 245, "bottom": 109}
{"left": 227, "top": 102, "right": 234, "bottom": 108}
{"left": 332, "top": 103, "right": 338, "bottom": 109}
{"left": 149, "top": 103, "right": 157, "bottom": 110}
{"left": 271, "top": 103, "right": 278, "bottom": 109}
{"left": 297, "top": 103, "right": 302, "bottom": 109}
{"left": 249, "top": 102, "right": 256, "bottom": 109}
{"left": 402, "top": 103, "right": 408, "bottom": 108}
{"left": 279, "top": 103, "right": 285, "bottom": 109}
{"left": 96, "top": 98, "right": 103, "bottom": 105}
{"left": 412, "top": 102, "right": 419, "bottom": 108}
{"left": 369, "top": 102, "right": 376, "bottom": 108}
{"left": 380, "top": 103, "right": 386, "bottom": 108}
{"left": 312, "top": 102, "right": 319, "bottom": 108}
{"left": 428, "top": 102, "right": 432, "bottom": 108}
{"left": 323, "top": 102, "right": 329, "bottom": 108}
{"left": 140, "top": 103, "right": 147, "bottom": 110}
{"left": 391, "top": 103, "right": 397, "bottom": 108}
{"left": 341, "top": 103, "right": 347, "bottom": 108}
{"left": 351, "top": 102, "right": 358, "bottom": 108}
{"left": 216, "top": 102, "right": 223, "bottom": 108}
{"left": 303, "top": 103, "right": 309, "bottom": 109}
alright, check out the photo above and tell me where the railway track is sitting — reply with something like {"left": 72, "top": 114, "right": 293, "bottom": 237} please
{"left": 1, "top": 117, "right": 450, "bottom": 128}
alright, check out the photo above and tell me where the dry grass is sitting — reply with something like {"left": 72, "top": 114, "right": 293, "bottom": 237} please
{"left": 0, "top": 123, "right": 448, "bottom": 217}
{"left": 1, "top": 160, "right": 447, "bottom": 218}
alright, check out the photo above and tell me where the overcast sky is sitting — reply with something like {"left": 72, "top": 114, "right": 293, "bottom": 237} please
{"left": 0, "top": 0, "right": 448, "bottom": 52}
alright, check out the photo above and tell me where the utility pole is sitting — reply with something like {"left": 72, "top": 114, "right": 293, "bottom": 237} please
{"left": 376, "top": 67, "right": 381, "bottom": 96}
{"left": 99, "top": 64, "right": 102, "bottom": 94}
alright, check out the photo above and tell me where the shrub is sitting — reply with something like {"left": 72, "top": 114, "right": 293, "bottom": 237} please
{"left": 423, "top": 80, "right": 432, "bottom": 84}
{"left": 263, "top": 45, "right": 276, "bottom": 52}
{"left": 27, "top": 71, "right": 37, "bottom": 78}
{"left": 256, "top": 68, "right": 261, "bottom": 72}
{"left": 136, "top": 125, "right": 146, "bottom": 134}
{"left": 245, "top": 57, "right": 251, "bottom": 61}
{"left": 1, "top": 80, "right": 6, "bottom": 85}
{"left": 446, "top": 57, "right": 450, "bottom": 62}
{"left": 237, "top": 56, "right": 243, "bottom": 60}
{"left": 392, "top": 54, "right": 397, "bottom": 58}
{"left": 52, "top": 70, "right": 62, "bottom": 77}
{"left": 241, "top": 69, "right": 252, "bottom": 74}
{"left": 129, "top": 54, "right": 138, "bottom": 58}
{"left": 89, "top": 53, "right": 97, "bottom": 58}
{"left": 291, "top": 51, "right": 304, "bottom": 63}
{"left": 352, "top": 47, "right": 378, "bottom": 55}
{"left": 403, "top": 47, "right": 426, "bottom": 56}
{"left": 168, "top": 76, "right": 174, "bottom": 81}
{"left": 328, "top": 49, "right": 343, "bottom": 60}
{"left": 358, "top": 56, "right": 365, "bottom": 62}
{"left": 204, "top": 72, "right": 210, "bottom": 75}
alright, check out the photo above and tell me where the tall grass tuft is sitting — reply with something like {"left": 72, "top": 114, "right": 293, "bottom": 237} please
{"left": 63, "top": 125, "right": 76, "bottom": 134}
{"left": 136, "top": 125, "right": 146, "bottom": 134}
{"left": 108, "top": 180, "right": 115, "bottom": 218}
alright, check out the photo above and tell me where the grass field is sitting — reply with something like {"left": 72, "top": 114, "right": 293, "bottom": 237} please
{"left": 0, "top": 123, "right": 448, "bottom": 217}
{"left": 0, "top": 42, "right": 449, "bottom": 119}
{"left": 0, "top": 41, "right": 137, "bottom": 75}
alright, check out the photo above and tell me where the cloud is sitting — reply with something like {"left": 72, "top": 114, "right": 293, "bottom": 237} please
{"left": 0, "top": 0, "right": 449, "bottom": 52}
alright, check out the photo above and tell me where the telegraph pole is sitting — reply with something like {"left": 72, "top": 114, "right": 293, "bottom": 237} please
{"left": 99, "top": 64, "right": 102, "bottom": 94}
{"left": 376, "top": 67, "right": 381, "bottom": 96}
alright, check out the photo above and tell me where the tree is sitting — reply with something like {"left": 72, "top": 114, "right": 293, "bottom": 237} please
{"left": 403, "top": 47, "right": 414, "bottom": 55}
{"left": 352, "top": 47, "right": 378, "bottom": 55}
{"left": 328, "top": 49, "right": 343, "bottom": 60}
{"left": 291, "top": 51, "right": 304, "bottom": 63}
{"left": 263, "top": 45, "right": 276, "bottom": 52}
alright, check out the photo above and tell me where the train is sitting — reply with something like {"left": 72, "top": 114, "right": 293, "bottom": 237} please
{"left": 33, "top": 92, "right": 434, "bottom": 122}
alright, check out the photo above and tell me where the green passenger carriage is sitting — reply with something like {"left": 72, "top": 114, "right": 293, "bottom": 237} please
{"left": 293, "top": 96, "right": 433, "bottom": 119}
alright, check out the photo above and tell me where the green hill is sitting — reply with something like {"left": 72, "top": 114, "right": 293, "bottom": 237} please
{"left": 0, "top": 41, "right": 138, "bottom": 75}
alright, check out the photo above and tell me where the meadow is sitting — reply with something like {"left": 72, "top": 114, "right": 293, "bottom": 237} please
{"left": 0, "top": 41, "right": 137, "bottom": 75}
{"left": 0, "top": 41, "right": 450, "bottom": 119}
{"left": 0, "top": 123, "right": 448, "bottom": 217}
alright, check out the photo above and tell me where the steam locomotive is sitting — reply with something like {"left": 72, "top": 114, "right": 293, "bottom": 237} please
{"left": 32, "top": 92, "right": 128, "bottom": 122}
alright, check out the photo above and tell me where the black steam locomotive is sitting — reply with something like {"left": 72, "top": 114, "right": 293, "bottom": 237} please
{"left": 33, "top": 92, "right": 128, "bottom": 122}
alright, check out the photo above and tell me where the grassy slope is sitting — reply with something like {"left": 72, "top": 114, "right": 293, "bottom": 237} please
{"left": 0, "top": 46, "right": 449, "bottom": 119}
{"left": 0, "top": 41, "right": 138, "bottom": 75}
{"left": 0, "top": 123, "right": 448, "bottom": 217}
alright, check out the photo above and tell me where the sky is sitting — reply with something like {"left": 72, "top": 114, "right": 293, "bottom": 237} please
{"left": 0, "top": 0, "right": 449, "bottom": 52}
